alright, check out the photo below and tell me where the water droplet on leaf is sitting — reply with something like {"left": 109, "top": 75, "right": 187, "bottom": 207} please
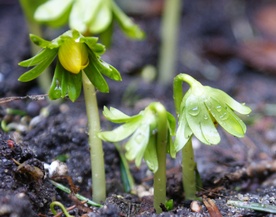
{"left": 188, "top": 107, "right": 200, "bottom": 116}
{"left": 216, "top": 105, "right": 222, "bottom": 112}
{"left": 219, "top": 112, "right": 228, "bottom": 120}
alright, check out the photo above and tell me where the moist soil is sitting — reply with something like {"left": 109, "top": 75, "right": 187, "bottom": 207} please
{"left": 1, "top": 0, "right": 276, "bottom": 216}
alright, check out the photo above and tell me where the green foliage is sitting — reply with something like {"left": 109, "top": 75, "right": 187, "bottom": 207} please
{"left": 34, "top": 0, "right": 145, "bottom": 41}
{"left": 18, "top": 30, "right": 122, "bottom": 102}
{"left": 173, "top": 73, "right": 251, "bottom": 152}
{"left": 98, "top": 104, "right": 175, "bottom": 173}
{"left": 165, "top": 199, "right": 174, "bottom": 211}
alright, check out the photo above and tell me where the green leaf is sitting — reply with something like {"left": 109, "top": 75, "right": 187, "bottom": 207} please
{"left": 102, "top": 106, "right": 142, "bottom": 123}
{"left": 125, "top": 123, "right": 150, "bottom": 167}
{"left": 48, "top": 61, "right": 64, "bottom": 100}
{"left": 29, "top": 34, "right": 56, "bottom": 48}
{"left": 19, "top": 0, "right": 47, "bottom": 22}
{"left": 18, "top": 48, "right": 57, "bottom": 82}
{"left": 80, "top": 37, "right": 99, "bottom": 50}
{"left": 84, "top": 61, "right": 109, "bottom": 93}
{"left": 66, "top": 72, "right": 82, "bottom": 102}
{"left": 143, "top": 134, "right": 158, "bottom": 173}
{"left": 98, "top": 120, "right": 141, "bottom": 142}
{"left": 88, "top": 0, "right": 112, "bottom": 34}
{"left": 89, "top": 51, "right": 122, "bottom": 81}
{"left": 34, "top": 0, "right": 73, "bottom": 27}
{"left": 208, "top": 87, "right": 251, "bottom": 115}
{"left": 18, "top": 48, "right": 57, "bottom": 67}
{"left": 174, "top": 112, "right": 192, "bottom": 153}
{"left": 185, "top": 95, "right": 220, "bottom": 145}
{"left": 206, "top": 97, "right": 247, "bottom": 137}
{"left": 112, "top": 1, "right": 145, "bottom": 40}
{"left": 167, "top": 112, "right": 176, "bottom": 136}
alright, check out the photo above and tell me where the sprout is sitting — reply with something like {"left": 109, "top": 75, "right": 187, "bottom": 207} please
{"left": 18, "top": 29, "right": 121, "bottom": 102}
{"left": 173, "top": 73, "right": 251, "bottom": 200}
{"left": 98, "top": 103, "right": 175, "bottom": 213}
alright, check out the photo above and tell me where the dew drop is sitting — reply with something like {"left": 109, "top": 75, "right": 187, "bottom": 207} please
{"left": 135, "top": 134, "right": 144, "bottom": 144}
{"left": 216, "top": 105, "right": 222, "bottom": 112}
{"left": 188, "top": 106, "right": 200, "bottom": 116}
{"left": 219, "top": 112, "right": 228, "bottom": 121}
{"left": 203, "top": 114, "right": 208, "bottom": 120}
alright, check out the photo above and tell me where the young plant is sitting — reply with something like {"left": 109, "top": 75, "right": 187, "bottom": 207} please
{"left": 173, "top": 73, "right": 251, "bottom": 200}
{"left": 98, "top": 103, "right": 176, "bottom": 213}
{"left": 18, "top": 29, "right": 122, "bottom": 203}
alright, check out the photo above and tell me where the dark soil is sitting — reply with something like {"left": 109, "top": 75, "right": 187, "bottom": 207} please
{"left": 1, "top": 0, "right": 276, "bottom": 216}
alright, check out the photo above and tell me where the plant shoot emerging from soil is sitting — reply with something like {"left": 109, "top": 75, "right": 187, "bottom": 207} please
{"left": 98, "top": 103, "right": 176, "bottom": 213}
{"left": 173, "top": 73, "right": 251, "bottom": 200}
{"left": 18, "top": 29, "right": 122, "bottom": 203}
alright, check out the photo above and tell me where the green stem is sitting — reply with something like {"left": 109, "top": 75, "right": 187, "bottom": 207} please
{"left": 50, "top": 180, "right": 102, "bottom": 207}
{"left": 149, "top": 102, "right": 168, "bottom": 213}
{"left": 50, "top": 201, "right": 74, "bottom": 217}
{"left": 173, "top": 73, "right": 202, "bottom": 115}
{"left": 82, "top": 71, "right": 106, "bottom": 203}
{"left": 158, "top": 0, "right": 182, "bottom": 85}
{"left": 182, "top": 137, "right": 197, "bottom": 200}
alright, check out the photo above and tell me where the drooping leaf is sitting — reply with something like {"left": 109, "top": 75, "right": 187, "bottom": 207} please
{"left": 29, "top": 34, "right": 57, "bottom": 49}
{"left": 18, "top": 49, "right": 57, "bottom": 82}
{"left": 84, "top": 61, "right": 109, "bottom": 93}
{"left": 98, "top": 120, "right": 141, "bottom": 142}
{"left": 185, "top": 95, "right": 220, "bottom": 145}
{"left": 34, "top": 0, "right": 73, "bottom": 27}
{"left": 89, "top": 0, "right": 112, "bottom": 34}
{"left": 66, "top": 72, "right": 82, "bottom": 102}
{"left": 69, "top": 0, "right": 102, "bottom": 33}
{"left": 206, "top": 97, "right": 247, "bottom": 137}
{"left": 207, "top": 87, "right": 251, "bottom": 115}
{"left": 102, "top": 106, "right": 142, "bottom": 123}
{"left": 112, "top": 1, "right": 145, "bottom": 40}
{"left": 48, "top": 61, "right": 64, "bottom": 100}
{"left": 80, "top": 37, "right": 99, "bottom": 50}
{"left": 125, "top": 123, "right": 150, "bottom": 167}
{"left": 18, "top": 48, "right": 57, "bottom": 67}
{"left": 143, "top": 134, "right": 158, "bottom": 173}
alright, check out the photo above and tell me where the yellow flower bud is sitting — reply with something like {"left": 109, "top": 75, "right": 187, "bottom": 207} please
{"left": 58, "top": 39, "right": 89, "bottom": 74}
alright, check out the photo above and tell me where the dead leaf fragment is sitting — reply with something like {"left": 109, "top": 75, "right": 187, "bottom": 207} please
{"left": 202, "top": 195, "right": 222, "bottom": 217}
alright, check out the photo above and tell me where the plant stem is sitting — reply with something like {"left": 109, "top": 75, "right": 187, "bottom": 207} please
{"left": 182, "top": 137, "right": 197, "bottom": 200}
{"left": 50, "top": 180, "right": 102, "bottom": 207}
{"left": 149, "top": 102, "right": 168, "bottom": 213}
{"left": 82, "top": 71, "right": 106, "bottom": 203}
{"left": 158, "top": 0, "right": 182, "bottom": 85}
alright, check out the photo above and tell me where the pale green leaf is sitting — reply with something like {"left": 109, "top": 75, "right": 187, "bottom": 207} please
{"left": 207, "top": 87, "right": 251, "bottom": 115}
{"left": 144, "top": 135, "right": 158, "bottom": 173}
{"left": 102, "top": 107, "right": 142, "bottom": 123}
{"left": 185, "top": 94, "right": 220, "bottom": 145}
{"left": 89, "top": 1, "right": 112, "bottom": 34}
{"left": 125, "top": 123, "right": 149, "bottom": 167}
{"left": 206, "top": 97, "right": 247, "bottom": 137}
{"left": 34, "top": 0, "right": 73, "bottom": 26}
{"left": 98, "top": 120, "right": 141, "bottom": 142}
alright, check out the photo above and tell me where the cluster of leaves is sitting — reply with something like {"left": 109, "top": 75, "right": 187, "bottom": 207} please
{"left": 18, "top": 30, "right": 121, "bottom": 102}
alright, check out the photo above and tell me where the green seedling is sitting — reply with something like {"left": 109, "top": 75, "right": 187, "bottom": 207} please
{"left": 18, "top": 29, "right": 122, "bottom": 203}
{"left": 173, "top": 73, "right": 251, "bottom": 200}
{"left": 34, "top": 0, "right": 144, "bottom": 45}
{"left": 98, "top": 103, "right": 176, "bottom": 213}
{"left": 50, "top": 201, "right": 74, "bottom": 217}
